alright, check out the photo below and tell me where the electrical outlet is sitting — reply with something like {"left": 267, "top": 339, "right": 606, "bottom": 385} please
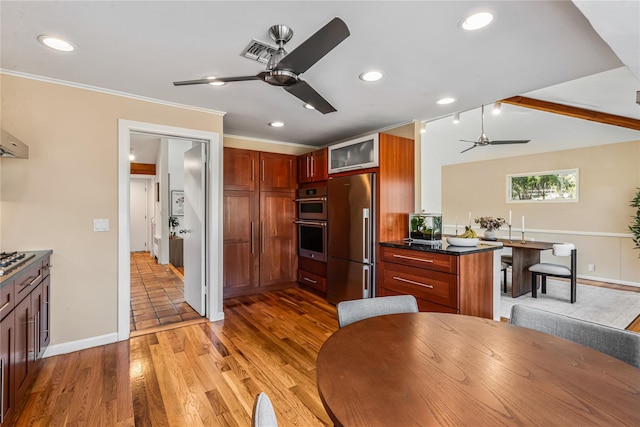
{"left": 588, "top": 263, "right": 595, "bottom": 272}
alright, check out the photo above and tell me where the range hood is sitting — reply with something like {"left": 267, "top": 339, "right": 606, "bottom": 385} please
{"left": 0, "top": 129, "right": 29, "bottom": 159}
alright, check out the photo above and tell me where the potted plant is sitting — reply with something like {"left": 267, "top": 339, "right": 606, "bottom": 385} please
{"left": 475, "top": 216, "right": 506, "bottom": 240}
{"left": 630, "top": 188, "right": 640, "bottom": 256}
{"left": 169, "top": 215, "right": 180, "bottom": 237}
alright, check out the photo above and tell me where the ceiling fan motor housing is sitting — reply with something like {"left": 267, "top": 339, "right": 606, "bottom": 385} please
{"left": 264, "top": 69, "right": 298, "bottom": 86}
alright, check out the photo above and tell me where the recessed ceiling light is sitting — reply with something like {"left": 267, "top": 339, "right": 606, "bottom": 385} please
{"left": 436, "top": 97, "right": 456, "bottom": 105}
{"left": 37, "top": 35, "right": 74, "bottom": 52}
{"left": 453, "top": 112, "right": 461, "bottom": 124}
{"left": 359, "top": 71, "right": 383, "bottom": 82}
{"left": 129, "top": 151, "right": 135, "bottom": 161}
{"left": 207, "top": 77, "right": 225, "bottom": 86}
{"left": 304, "top": 103, "right": 315, "bottom": 110}
{"left": 420, "top": 122, "right": 427, "bottom": 134}
{"left": 461, "top": 12, "right": 494, "bottom": 31}
{"left": 269, "top": 121, "right": 285, "bottom": 127}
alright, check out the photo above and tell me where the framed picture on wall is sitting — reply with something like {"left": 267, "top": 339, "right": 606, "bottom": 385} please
{"left": 171, "top": 190, "right": 185, "bottom": 215}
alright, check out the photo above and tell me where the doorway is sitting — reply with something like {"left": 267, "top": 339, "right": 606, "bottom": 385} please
{"left": 118, "top": 120, "right": 224, "bottom": 341}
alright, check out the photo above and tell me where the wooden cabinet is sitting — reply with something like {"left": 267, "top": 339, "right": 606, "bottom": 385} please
{"left": 0, "top": 253, "right": 51, "bottom": 426}
{"left": 378, "top": 245, "right": 494, "bottom": 319}
{"left": 223, "top": 148, "right": 297, "bottom": 298}
{"left": 169, "top": 237, "right": 184, "bottom": 268}
{"left": 298, "top": 148, "right": 327, "bottom": 183}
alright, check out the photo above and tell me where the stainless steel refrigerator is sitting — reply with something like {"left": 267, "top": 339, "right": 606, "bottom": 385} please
{"left": 327, "top": 173, "right": 376, "bottom": 304}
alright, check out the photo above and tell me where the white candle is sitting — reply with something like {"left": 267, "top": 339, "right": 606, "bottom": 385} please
{"left": 509, "top": 210, "right": 512, "bottom": 226}
{"left": 455, "top": 217, "right": 458, "bottom": 230}
{"left": 522, "top": 215, "right": 525, "bottom": 231}
{"left": 468, "top": 212, "right": 471, "bottom": 227}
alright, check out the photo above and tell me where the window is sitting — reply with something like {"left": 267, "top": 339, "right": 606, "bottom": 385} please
{"left": 507, "top": 169, "right": 578, "bottom": 203}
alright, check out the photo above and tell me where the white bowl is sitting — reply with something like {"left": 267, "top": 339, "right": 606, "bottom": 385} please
{"left": 446, "top": 237, "right": 479, "bottom": 247}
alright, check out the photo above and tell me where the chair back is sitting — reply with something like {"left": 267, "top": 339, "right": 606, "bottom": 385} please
{"left": 510, "top": 304, "right": 640, "bottom": 368}
{"left": 252, "top": 392, "right": 278, "bottom": 427}
{"left": 552, "top": 243, "right": 575, "bottom": 257}
{"left": 337, "top": 295, "right": 419, "bottom": 328}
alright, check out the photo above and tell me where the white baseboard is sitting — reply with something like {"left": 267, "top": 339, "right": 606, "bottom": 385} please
{"left": 210, "top": 311, "right": 224, "bottom": 322}
{"left": 43, "top": 332, "right": 119, "bottom": 358}
{"left": 578, "top": 274, "right": 640, "bottom": 288}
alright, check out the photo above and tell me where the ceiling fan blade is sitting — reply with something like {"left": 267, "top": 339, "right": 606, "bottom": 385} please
{"left": 173, "top": 75, "right": 261, "bottom": 86}
{"left": 284, "top": 80, "right": 336, "bottom": 114}
{"left": 488, "top": 140, "right": 531, "bottom": 145}
{"left": 460, "top": 145, "right": 478, "bottom": 154}
{"left": 459, "top": 139, "right": 477, "bottom": 143}
{"left": 276, "top": 17, "right": 350, "bottom": 74}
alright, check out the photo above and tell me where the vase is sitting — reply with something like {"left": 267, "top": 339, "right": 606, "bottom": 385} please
{"left": 484, "top": 230, "right": 496, "bottom": 240}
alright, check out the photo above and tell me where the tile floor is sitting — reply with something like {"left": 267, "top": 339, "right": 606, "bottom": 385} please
{"left": 130, "top": 252, "right": 201, "bottom": 332}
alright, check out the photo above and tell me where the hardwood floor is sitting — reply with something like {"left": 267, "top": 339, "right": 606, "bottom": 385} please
{"left": 14, "top": 279, "right": 640, "bottom": 426}
{"left": 130, "top": 252, "right": 201, "bottom": 332}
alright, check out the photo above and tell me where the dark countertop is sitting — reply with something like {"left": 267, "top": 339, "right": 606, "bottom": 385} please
{"left": 0, "top": 250, "right": 53, "bottom": 287}
{"left": 380, "top": 240, "right": 501, "bottom": 256}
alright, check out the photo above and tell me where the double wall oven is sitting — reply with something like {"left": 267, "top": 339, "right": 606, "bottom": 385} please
{"left": 295, "top": 186, "right": 327, "bottom": 262}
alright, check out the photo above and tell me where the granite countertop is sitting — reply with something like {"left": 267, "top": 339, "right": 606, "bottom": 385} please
{"left": 380, "top": 240, "right": 502, "bottom": 256}
{"left": 0, "top": 250, "right": 53, "bottom": 286}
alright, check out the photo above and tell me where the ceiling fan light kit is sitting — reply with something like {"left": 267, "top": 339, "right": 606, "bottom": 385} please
{"left": 173, "top": 17, "right": 350, "bottom": 114}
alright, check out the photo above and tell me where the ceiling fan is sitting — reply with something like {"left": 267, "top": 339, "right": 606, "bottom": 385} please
{"left": 173, "top": 17, "right": 350, "bottom": 114}
{"left": 460, "top": 105, "right": 531, "bottom": 153}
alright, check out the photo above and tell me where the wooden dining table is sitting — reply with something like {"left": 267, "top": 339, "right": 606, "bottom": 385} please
{"left": 316, "top": 313, "right": 640, "bottom": 426}
{"left": 496, "top": 238, "right": 555, "bottom": 297}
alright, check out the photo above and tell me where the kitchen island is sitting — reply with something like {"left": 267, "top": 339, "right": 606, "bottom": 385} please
{"left": 378, "top": 241, "right": 501, "bottom": 319}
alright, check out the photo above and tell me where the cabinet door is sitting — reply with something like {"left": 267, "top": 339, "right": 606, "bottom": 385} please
{"left": 14, "top": 295, "right": 32, "bottom": 407}
{"left": 223, "top": 191, "right": 260, "bottom": 297}
{"left": 0, "top": 311, "right": 14, "bottom": 427}
{"left": 223, "top": 148, "right": 259, "bottom": 191}
{"left": 311, "top": 148, "right": 327, "bottom": 182}
{"left": 260, "top": 191, "right": 297, "bottom": 286}
{"left": 259, "top": 152, "right": 296, "bottom": 191}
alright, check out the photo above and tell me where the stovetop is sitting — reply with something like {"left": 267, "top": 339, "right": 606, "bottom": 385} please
{"left": 0, "top": 251, "right": 36, "bottom": 276}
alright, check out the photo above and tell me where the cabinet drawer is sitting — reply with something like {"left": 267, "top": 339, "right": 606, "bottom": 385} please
{"left": 0, "top": 279, "right": 14, "bottom": 320}
{"left": 297, "top": 269, "right": 326, "bottom": 292}
{"left": 380, "top": 262, "right": 458, "bottom": 309}
{"left": 378, "top": 287, "right": 457, "bottom": 314}
{"left": 15, "top": 263, "right": 43, "bottom": 304}
{"left": 380, "top": 246, "right": 457, "bottom": 274}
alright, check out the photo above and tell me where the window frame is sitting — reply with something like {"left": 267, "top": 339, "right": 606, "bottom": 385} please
{"left": 506, "top": 168, "right": 579, "bottom": 203}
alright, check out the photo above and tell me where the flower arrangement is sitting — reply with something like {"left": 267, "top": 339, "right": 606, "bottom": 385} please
{"left": 475, "top": 216, "right": 506, "bottom": 231}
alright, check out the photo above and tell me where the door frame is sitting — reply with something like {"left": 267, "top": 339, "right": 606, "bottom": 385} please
{"left": 118, "top": 119, "right": 224, "bottom": 341}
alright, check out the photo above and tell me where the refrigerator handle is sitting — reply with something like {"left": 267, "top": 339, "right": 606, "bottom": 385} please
{"left": 362, "top": 265, "right": 370, "bottom": 299}
{"left": 362, "top": 208, "right": 370, "bottom": 263}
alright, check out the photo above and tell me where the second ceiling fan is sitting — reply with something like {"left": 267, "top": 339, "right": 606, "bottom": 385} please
{"left": 173, "top": 17, "right": 350, "bottom": 114}
{"left": 460, "top": 104, "right": 531, "bottom": 153}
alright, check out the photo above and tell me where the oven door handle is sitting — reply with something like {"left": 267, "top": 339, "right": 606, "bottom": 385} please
{"left": 294, "top": 197, "right": 327, "bottom": 202}
{"left": 294, "top": 220, "right": 327, "bottom": 226}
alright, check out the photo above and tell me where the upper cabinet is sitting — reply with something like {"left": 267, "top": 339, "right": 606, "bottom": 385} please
{"left": 224, "top": 149, "right": 296, "bottom": 192}
{"left": 298, "top": 148, "right": 328, "bottom": 183}
{"left": 328, "top": 134, "right": 379, "bottom": 174}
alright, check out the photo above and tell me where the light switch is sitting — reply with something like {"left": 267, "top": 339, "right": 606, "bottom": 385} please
{"left": 93, "top": 219, "right": 109, "bottom": 232}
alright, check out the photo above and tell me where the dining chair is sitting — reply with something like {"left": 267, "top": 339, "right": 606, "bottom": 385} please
{"left": 528, "top": 243, "right": 577, "bottom": 303}
{"left": 337, "top": 295, "right": 419, "bottom": 328}
{"left": 510, "top": 304, "right": 640, "bottom": 368}
{"left": 252, "top": 392, "right": 278, "bottom": 427}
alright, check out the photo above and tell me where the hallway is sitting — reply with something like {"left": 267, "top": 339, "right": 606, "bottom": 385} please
{"left": 130, "top": 252, "right": 201, "bottom": 332}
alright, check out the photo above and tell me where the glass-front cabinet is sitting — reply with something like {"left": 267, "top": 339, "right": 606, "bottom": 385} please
{"left": 328, "top": 134, "right": 379, "bottom": 174}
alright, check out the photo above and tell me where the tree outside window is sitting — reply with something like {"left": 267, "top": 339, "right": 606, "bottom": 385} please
{"left": 507, "top": 169, "right": 578, "bottom": 202}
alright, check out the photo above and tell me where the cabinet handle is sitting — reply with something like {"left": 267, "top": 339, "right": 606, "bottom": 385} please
{"left": 35, "top": 312, "right": 40, "bottom": 360}
{"left": 392, "top": 276, "right": 434, "bottom": 289}
{"left": 250, "top": 222, "right": 254, "bottom": 254}
{"left": 392, "top": 254, "right": 434, "bottom": 263}
{"left": 19, "top": 273, "right": 42, "bottom": 289}
{"left": 306, "top": 156, "right": 310, "bottom": 178}
{"left": 261, "top": 222, "right": 265, "bottom": 253}
{"left": 261, "top": 160, "right": 265, "bottom": 182}
{"left": 251, "top": 159, "right": 255, "bottom": 182}
{"left": 303, "top": 277, "right": 317, "bottom": 284}
{"left": 0, "top": 301, "right": 10, "bottom": 314}
{"left": 1, "top": 358, "right": 4, "bottom": 423}
{"left": 310, "top": 155, "right": 314, "bottom": 178}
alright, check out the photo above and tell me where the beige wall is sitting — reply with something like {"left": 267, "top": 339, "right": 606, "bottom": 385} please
{"left": 442, "top": 140, "right": 640, "bottom": 284}
{"left": 224, "top": 135, "right": 312, "bottom": 155}
{"left": 0, "top": 74, "right": 224, "bottom": 345}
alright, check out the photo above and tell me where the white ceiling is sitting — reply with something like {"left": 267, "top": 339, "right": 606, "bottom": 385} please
{"left": 1, "top": 1, "right": 638, "bottom": 157}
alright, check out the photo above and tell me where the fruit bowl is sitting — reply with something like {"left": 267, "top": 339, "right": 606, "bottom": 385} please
{"left": 446, "top": 237, "right": 479, "bottom": 247}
